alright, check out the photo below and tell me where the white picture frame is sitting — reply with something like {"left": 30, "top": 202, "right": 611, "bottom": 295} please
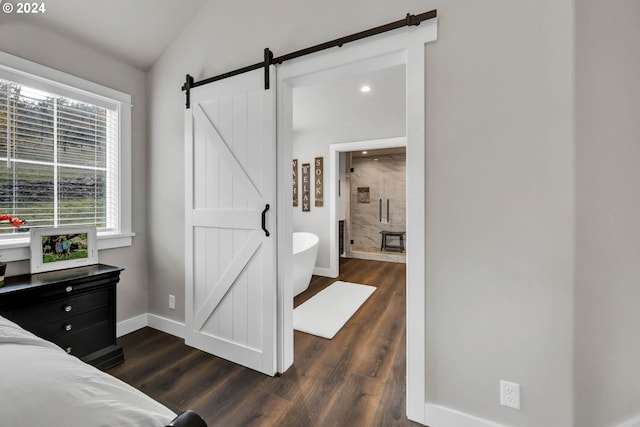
{"left": 30, "top": 226, "right": 98, "bottom": 274}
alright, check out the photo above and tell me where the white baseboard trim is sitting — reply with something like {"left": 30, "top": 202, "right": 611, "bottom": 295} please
{"left": 618, "top": 415, "right": 640, "bottom": 427}
{"left": 147, "top": 313, "right": 186, "bottom": 339}
{"left": 116, "top": 313, "right": 148, "bottom": 337}
{"left": 313, "top": 266, "right": 337, "bottom": 278}
{"left": 117, "top": 313, "right": 186, "bottom": 339}
{"left": 425, "top": 403, "right": 505, "bottom": 427}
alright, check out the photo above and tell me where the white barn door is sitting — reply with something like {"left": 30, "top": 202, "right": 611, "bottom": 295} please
{"left": 184, "top": 68, "right": 276, "bottom": 375}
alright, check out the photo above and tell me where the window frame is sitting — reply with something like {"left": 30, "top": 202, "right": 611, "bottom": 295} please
{"left": 0, "top": 51, "right": 133, "bottom": 262}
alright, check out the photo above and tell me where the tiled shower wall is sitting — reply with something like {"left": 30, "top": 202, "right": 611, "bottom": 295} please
{"left": 349, "top": 154, "right": 406, "bottom": 252}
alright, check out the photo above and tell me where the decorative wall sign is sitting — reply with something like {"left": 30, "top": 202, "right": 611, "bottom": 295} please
{"left": 357, "top": 187, "right": 370, "bottom": 203}
{"left": 301, "top": 163, "right": 311, "bottom": 212}
{"left": 315, "top": 156, "right": 323, "bottom": 207}
{"left": 293, "top": 159, "right": 298, "bottom": 207}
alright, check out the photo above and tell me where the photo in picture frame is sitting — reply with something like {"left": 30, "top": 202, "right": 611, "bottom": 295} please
{"left": 30, "top": 226, "right": 98, "bottom": 274}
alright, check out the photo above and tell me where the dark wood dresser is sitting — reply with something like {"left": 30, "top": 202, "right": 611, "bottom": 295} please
{"left": 0, "top": 264, "right": 124, "bottom": 370}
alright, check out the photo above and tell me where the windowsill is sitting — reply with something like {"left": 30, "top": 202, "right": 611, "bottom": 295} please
{"left": 0, "top": 232, "right": 135, "bottom": 262}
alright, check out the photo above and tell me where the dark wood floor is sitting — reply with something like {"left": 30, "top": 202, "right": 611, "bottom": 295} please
{"left": 109, "top": 258, "right": 419, "bottom": 427}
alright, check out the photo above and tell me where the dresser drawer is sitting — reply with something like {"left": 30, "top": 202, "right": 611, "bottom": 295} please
{"left": 35, "top": 306, "right": 110, "bottom": 341}
{"left": 56, "top": 321, "right": 113, "bottom": 358}
{"left": 36, "top": 276, "right": 113, "bottom": 300}
{"left": 3, "top": 289, "right": 109, "bottom": 329}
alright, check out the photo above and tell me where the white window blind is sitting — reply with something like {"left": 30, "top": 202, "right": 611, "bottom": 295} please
{"left": 0, "top": 78, "right": 119, "bottom": 235}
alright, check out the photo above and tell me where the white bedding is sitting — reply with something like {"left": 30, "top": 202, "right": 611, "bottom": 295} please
{"left": 0, "top": 315, "right": 176, "bottom": 427}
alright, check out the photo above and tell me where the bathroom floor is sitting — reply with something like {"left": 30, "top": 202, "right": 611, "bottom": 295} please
{"left": 110, "top": 258, "right": 416, "bottom": 426}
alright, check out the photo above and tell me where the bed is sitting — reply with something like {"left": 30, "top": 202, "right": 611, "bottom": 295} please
{"left": 0, "top": 315, "right": 207, "bottom": 427}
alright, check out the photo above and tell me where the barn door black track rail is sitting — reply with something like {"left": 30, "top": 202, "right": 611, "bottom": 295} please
{"left": 181, "top": 9, "right": 437, "bottom": 108}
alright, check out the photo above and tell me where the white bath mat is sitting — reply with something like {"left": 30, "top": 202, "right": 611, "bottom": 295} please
{"left": 294, "top": 281, "right": 376, "bottom": 339}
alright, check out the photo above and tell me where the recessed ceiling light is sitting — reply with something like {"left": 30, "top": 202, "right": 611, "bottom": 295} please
{"left": 360, "top": 85, "right": 371, "bottom": 93}
{"left": 374, "top": 158, "right": 379, "bottom": 161}
{"left": 362, "top": 151, "right": 368, "bottom": 154}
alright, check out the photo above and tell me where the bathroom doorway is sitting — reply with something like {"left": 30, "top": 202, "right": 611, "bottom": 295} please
{"left": 290, "top": 63, "right": 407, "bottom": 279}
{"left": 329, "top": 137, "right": 407, "bottom": 275}
{"left": 288, "top": 64, "right": 410, "bottom": 418}
{"left": 276, "top": 20, "right": 436, "bottom": 422}
{"left": 345, "top": 146, "right": 407, "bottom": 264}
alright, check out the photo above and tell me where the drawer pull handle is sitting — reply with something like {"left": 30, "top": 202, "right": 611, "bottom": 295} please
{"left": 65, "top": 347, "right": 72, "bottom": 354}
{"left": 64, "top": 324, "right": 72, "bottom": 332}
{"left": 64, "top": 305, "right": 72, "bottom": 313}
{"left": 65, "top": 286, "right": 73, "bottom": 292}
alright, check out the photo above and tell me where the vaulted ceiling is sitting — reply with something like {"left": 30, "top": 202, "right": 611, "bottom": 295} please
{"left": 1, "top": 0, "right": 406, "bottom": 123}
{"left": 1, "top": 0, "right": 207, "bottom": 70}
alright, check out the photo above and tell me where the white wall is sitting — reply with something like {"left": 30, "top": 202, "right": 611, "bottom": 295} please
{"left": 422, "top": 2, "right": 574, "bottom": 426}
{"left": 147, "top": 0, "right": 575, "bottom": 425}
{"left": 291, "top": 131, "right": 333, "bottom": 271}
{"left": 574, "top": 1, "right": 640, "bottom": 426}
{"left": 0, "top": 22, "right": 150, "bottom": 323}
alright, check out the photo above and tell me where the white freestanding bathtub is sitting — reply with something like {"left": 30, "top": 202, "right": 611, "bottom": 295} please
{"left": 292, "top": 232, "right": 319, "bottom": 297}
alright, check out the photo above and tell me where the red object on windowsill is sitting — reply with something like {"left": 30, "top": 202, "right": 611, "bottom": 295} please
{"left": 0, "top": 215, "right": 25, "bottom": 228}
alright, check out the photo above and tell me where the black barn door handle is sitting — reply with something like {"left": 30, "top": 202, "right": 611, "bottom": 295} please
{"left": 261, "top": 204, "right": 270, "bottom": 237}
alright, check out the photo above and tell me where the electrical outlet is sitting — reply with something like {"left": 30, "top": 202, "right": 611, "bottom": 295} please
{"left": 500, "top": 380, "right": 520, "bottom": 410}
{"left": 169, "top": 294, "right": 175, "bottom": 310}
